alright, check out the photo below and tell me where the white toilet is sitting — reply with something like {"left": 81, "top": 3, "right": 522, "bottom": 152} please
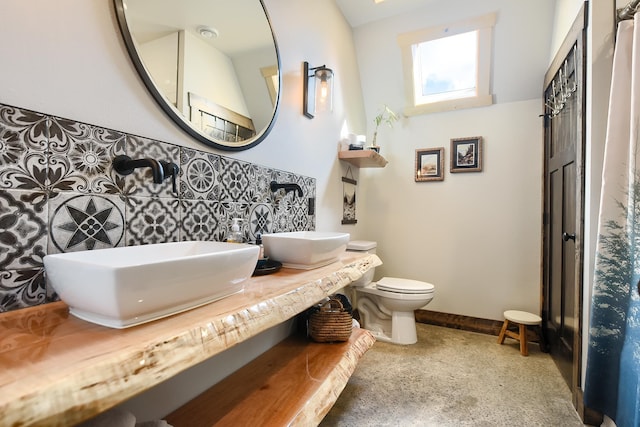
{"left": 346, "top": 240, "right": 435, "bottom": 345}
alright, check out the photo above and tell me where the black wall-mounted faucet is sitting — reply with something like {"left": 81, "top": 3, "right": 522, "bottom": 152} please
{"left": 113, "top": 155, "right": 180, "bottom": 194}
{"left": 113, "top": 155, "right": 164, "bottom": 183}
{"left": 270, "top": 181, "right": 303, "bottom": 197}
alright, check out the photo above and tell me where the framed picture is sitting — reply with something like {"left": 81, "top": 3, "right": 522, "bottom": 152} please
{"left": 341, "top": 175, "right": 357, "bottom": 225}
{"left": 415, "top": 148, "right": 444, "bottom": 182}
{"left": 450, "top": 136, "right": 483, "bottom": 173}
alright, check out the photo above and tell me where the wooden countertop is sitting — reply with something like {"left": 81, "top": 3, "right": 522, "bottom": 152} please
{"left": 0, "top": 252, "right": 381, "bottom": 427}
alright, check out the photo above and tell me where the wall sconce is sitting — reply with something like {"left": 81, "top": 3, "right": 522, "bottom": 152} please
{"left": 303, "top": 61, "right": 334, "bottom": 119}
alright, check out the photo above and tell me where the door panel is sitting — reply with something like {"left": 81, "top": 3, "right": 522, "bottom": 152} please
{"left": 542, "top": 19, "right": 585, "bottom": 404}
{"left": 562, "top": 161, "right": 576, "bottom": 352}
{"left": 546, "top": 145, "right": 577, "bottom": 387}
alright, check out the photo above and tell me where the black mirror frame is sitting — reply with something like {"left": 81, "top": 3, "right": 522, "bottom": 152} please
{"left": 113, "top": 0, "right": 281, "bottom": 151}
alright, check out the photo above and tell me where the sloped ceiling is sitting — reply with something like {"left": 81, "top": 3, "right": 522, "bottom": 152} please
{"left": 334, "top": 0, "right": 441, "bottom": 27}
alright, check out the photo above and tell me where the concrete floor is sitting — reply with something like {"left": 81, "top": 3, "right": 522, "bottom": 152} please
{"left": 321, "top": 323, "right": 585, "bottom": 426}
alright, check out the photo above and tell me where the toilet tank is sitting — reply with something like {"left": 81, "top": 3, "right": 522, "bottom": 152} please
{"left": 346, "top": 240, "right": 377, "bottom": 287}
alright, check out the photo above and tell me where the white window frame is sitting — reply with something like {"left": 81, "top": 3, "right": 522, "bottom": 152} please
{"left": 398, "top": 12, "right": 496, "bottom": 116}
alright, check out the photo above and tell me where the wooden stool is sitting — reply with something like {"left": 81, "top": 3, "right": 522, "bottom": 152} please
{"left": 497, "top": 310, "right": 542, "bottom": 356}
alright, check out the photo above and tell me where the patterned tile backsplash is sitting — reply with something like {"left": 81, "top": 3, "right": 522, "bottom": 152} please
{"left": 0, "top": 103, "right": 316, "bottom": 312}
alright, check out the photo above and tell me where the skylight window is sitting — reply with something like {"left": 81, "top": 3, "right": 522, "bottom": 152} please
{"left": 414, "top": 31, "right": 477, "bottom": 103}
{"left": 398, "top": 13, "right": 496, "bottom": 115}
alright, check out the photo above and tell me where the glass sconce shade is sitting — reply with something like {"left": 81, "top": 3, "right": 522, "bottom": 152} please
{"left": 303, "top": 62, "right": 334, "bottom": 118}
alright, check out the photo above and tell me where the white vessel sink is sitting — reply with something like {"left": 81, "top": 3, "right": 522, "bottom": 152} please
{"left": 261, "top": 231, "right": 350, "bottom": 269}
{"left": 44, "top": 241, "right": 260, "bottom": 328}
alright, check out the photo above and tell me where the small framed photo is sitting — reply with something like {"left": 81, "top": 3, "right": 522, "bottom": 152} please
{"left": 450, "top": 137, "right": 483, "bottom": 173}
{"left": 415, "top": 147, "right": 444, "bottom": 182}
{"left": 341, "top": 175, "right": 357, "bottom": 224}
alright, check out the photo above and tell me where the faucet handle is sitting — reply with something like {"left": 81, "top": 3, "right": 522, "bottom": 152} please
{"left": 161, "top": 161, "right": 180, "bottom": 194}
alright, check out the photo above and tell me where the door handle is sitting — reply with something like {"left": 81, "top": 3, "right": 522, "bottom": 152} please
{"left": 562, "top": 232, "right": 576, "bottom": 242}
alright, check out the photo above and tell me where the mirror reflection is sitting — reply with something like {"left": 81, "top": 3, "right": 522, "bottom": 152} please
{"left": 115, "top": 0, "right": 280, "bottom": 150}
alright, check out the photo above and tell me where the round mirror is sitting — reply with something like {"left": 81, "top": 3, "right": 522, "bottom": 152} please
{"left": 114, "top": 0, "right": 280, "bottom": 151}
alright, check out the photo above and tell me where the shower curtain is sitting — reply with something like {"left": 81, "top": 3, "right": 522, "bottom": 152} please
{"left": 584, "top": 13, "right": 640, "bottom": 427}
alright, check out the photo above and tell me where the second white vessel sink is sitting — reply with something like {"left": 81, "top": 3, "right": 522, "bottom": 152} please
{"left": 44, "top": 241, "right": 260, "bottom": 328}
{"left": 261, "top": 231, "right": 350, "bottom": 269}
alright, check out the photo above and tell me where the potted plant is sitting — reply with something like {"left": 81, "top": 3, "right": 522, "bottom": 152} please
{"left": 370, "top": 104, "right": 398, "bottom": 153}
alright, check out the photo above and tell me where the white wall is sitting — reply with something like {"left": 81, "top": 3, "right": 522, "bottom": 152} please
{"left": 357, "top": 100, "right": 543, "bottom": 320}
{"left": 352, "top": 0, "right": 555, "bottom": 320}
{"left": 0, "top": 0, "right": 365, "bottom": 420}
{"left": 551, "top": 0, "right": 587, "bottom": 58}
{"left": 233, "top": 46, "right": 279, "bottom": 131}
{"left": 139, "top": 32, "right": 179, "bottom": 105}
{"left": 0, "top": 0, "right": 366, "bottom": 234}
{"left": 252, "top": 0, "right": 368, "bottom": 233}
{"left": 183, "top": 31, "right": 251, "bottom": 117}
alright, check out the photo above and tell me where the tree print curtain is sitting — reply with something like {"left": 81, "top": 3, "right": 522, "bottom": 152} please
{"left": 584, "top": 14, "right": 640, "bottom": 427}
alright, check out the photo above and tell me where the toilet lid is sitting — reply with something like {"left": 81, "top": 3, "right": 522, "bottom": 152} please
{"left": 376, "top": 277, "right": 434, "bottom": 294}
{"left": 347, "top": 240, "right": 377, "bottom": 251}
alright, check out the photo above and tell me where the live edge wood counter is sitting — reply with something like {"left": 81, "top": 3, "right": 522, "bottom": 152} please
{"left": 0, "top": 252, "right": 381, "bottom": 427}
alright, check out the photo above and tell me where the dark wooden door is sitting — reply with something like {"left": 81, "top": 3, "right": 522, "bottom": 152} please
{"left": 542, "top": 6, "right": 585, "bottom": 407}
{"left": 546, "top": 102, "right": 578, "bottom": 386}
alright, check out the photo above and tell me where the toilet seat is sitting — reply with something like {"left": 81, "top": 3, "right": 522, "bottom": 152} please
{"left": 376, "top": 277, "right": 434, "bottom": 294}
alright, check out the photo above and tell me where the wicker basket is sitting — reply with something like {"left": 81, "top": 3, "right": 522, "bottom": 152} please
{"left": 308, "top": 298, "right": 353, "bottom": 343}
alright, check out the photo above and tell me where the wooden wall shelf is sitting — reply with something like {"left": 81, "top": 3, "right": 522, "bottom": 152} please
{"left": 338, "top": 150, "right": 388, "bottom": 168}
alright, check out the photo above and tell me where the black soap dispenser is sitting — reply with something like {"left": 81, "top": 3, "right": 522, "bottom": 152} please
{"left": 255, "top": 233, "right": 265, "bottom": 259}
